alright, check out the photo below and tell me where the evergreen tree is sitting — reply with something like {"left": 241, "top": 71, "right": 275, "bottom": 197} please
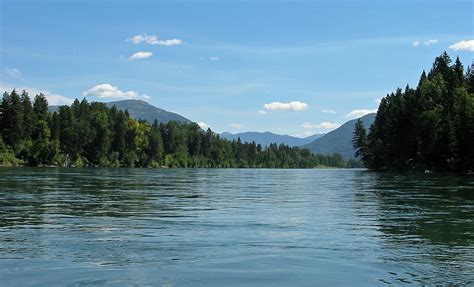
{"left": 1, "top": 90, "right": 353, "bottom": 168}
{"left": 2, "top": 90, "right": 24, "bottom": 148}
{"left": 147, "top": 120, "right": 164, "bottom": 166}
{"left": 359, "top": 53, "right": 473, "bottom": 172}
{"left": 21, "top": 90, "right": 35, "bottom": 140}
{"left": 352, "top": 119, "right": 367, "bottom": 163}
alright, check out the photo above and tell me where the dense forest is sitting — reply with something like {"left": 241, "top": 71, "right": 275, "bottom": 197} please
{"left": 0, "top": 92, "right": 351, "bottom": 168}
{"left": 353, "top": 52, "right": 474, "bottom": 172}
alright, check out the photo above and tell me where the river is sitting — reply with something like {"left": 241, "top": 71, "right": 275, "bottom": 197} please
{"left": 0, "top": 168, "right": 473, "bottom": 286}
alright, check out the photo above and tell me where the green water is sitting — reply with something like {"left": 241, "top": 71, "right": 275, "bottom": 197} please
{"left": 0, "top": 168, "right": 473, "bottom": 286}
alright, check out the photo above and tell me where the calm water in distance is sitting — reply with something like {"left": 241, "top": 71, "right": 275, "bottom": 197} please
{"left": 0, "top": 168, "right": 473, "bottom": 286}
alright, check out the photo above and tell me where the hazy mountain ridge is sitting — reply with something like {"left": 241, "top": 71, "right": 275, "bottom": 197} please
{"left": 104, "top": 100, "right": 192, "bottom": 124}
{"left": 220, "top": 131, "right": 324, "bottom": 147}
{"left": 50, "top": 99, "right": 192, "bottom": 124}
{"left": 302, "top": 113, "right": 376, "bottom": 159}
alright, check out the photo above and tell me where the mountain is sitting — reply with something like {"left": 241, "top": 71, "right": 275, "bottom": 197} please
{"left": 220, "top": 131, "right": 324, "bottom": 147}
{"left": 50, "top": 99, "right": 192, "bottom": 124}
{"left": 302, "top": 113, "right": 376, "bottom": 159}
{"left": 105, "top": 100, "right": 191, "bottom": 124}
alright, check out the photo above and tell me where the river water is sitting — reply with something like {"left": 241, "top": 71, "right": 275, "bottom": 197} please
{"left": 0, "top": 168, "right": 473, "bottom": 286}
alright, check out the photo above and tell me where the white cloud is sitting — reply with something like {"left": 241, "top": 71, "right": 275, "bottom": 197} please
{"left": 297, "top": 121, "right": 341, "bottom": 136}
{"left": 158, "top": 38, "right": 183, "bottom": 46}
{"left": 6, "top": 68, "right": 22, "bottom": 78}
{"left": 209, "top": 56, "right": 220, "bottom": 61}
{"left": 345, "top": 109, "right": 377, "bottom": 119}
{"left": 449, "top": 40, "right": 474, "bottom": 52}
{"left": 424, "top": 39, "right": 437, "bottom": 46}
{"left": 263, "top": 101, "right": 308, "bottom": 111}
{"left": 413, "top": 39, "right": 438, "bottom": 48}
{"left": 320, "top": 109, "right": 336, "bottom": 114}
{"left": 129, "top": 33, "right": 183, "bottom": 46}
{"left": 129, "top": 51, "right": 153, "bottom": 60}
{"left": 83, "top": 83, "right": 149, "bottom": 100}
{"left": 229, "top": 123, "right": 243, "bottom": 129}
{"left": 197, "top": 121, "right": 210, "bottom": 130}
{"left": 45, "top": 94, "right": 75, "bottom": 106}
{"left": 130, "top": 34, "right": 150, "bottom": 44}
{"left": 0, "top": 83, "right": 74, "bottom": 105}
{"left": 302, "top": 121, "right": 341, "bottom": 130}
{"left": 257, "top": 110, "right": 266, "bottom": 115}
{"left": 293, "top": 130, "right": 316, "bottom": 138}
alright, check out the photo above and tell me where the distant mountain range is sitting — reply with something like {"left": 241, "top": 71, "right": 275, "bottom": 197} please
{"left": 50, "top": 99, "right": 375, "bottom": 159}
{"left": 50, "top": 99, "right": 192, "bottom": 124}
{"left": 220, "top": 132, "right": 324, "bottom": 147}
{"left": 220, "top": 113, "right": 376, "bottom": 159}
{"left": 302, "top": 113, "right": 376, "bottom": 159}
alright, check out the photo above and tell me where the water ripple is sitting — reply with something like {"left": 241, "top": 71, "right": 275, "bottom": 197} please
{"left": 0, "top": 168, "right": 473, "bottom": 286}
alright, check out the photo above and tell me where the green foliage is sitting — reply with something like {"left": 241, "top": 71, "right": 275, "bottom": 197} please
{"left": 1, "top": 91, "right": 350, "bottom": 168}
{"left": 352, "top": 119, "right": 367, "bottom": 163}
{"left": 0, "top": 136, "right": 23, "bottom": 166}
{"left": 2, "top": 90, "right": 24, "bottom": 148}
{"left": 354, "top": 53, "right": 474, "bottom": 172}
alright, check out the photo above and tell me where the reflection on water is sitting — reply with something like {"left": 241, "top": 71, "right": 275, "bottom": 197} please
{"left": 0, "top": 168, "right": 473, "bottom": 286}
{"left": 352, "top": 173, "right": 474, "bottom": 285}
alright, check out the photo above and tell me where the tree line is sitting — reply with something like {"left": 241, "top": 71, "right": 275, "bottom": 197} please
{"left": 353, "top": 52, "right": 474, "bottom": 172}
{"left": 0, "top": 92, "right": 350, "bottom": 168}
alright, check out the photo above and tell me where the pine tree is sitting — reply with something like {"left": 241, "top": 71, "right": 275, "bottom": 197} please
{"left": 3, "top": 90, "right": 24, "bottom": 147}
{"left": 360, "top": 53, "right": 473, "bottom": 172}
{"left": 467, "top": 64, "right": 474, "bottom": 94}
{"left": 352, "top": 119, "right": 368, "bottom": 163}
{"left": 147, "top": 120, "right": 164, "bottom": 165}
{"left": 33, "top": 93, "right": 49, "bottom": 122}
{"left": 21, "top": 90, "right": 35, "bottom": 140}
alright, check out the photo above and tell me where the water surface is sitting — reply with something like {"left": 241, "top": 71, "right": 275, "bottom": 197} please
{"left": 0, "top": 168, "right": 473, "bottom": 286}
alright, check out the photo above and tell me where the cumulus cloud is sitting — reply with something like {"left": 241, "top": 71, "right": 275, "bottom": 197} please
{"left": 424, "top": 39, "right": 437, "bottom": 46}
{"left": 229, "top": 123, "right": 243, "bottom": 129}
{"left": 296, "top": 121, "right": 341, "bottom": 136}
{"left": 130, "top": 33, "right": 183, "bottom": 46}
{"left": 209, "top": 56, "right": 220, "bottom": 61}
{"left": 130, "top": 34, "right": 152, "bottom": 44}
{"left": 6, "top": 67, "right": 23, "bottom": 78}
{"left": 0, "top": 83, "right": 74, "bottom": 105}
{"left": 129, "top": 51, "right": 153, "bottom": 60}
{"left": 157, "top": 38, "right": 183, "bottom": 46}
{"left": 302, "top": 122, "right": 341, "bottom": 130}
{"left": 449, "top": 40, "right": 474, "bottom": 52}
{"left": 263, "top": 101, "right": 308, "bottom": 112}
{"left": 345, "top": 109, "right": 377, "bottom": 119}
{"left": 197, "top": 121, "right": 210, "bottom": 130}
{"left": 413, "top": 39, "right": 438, "bottom": 47}
{"left": 83, "top": 84, "right": 150, "bottom": 100}
{"left": 320, "top": 109, "right": 336, "bottom": 114}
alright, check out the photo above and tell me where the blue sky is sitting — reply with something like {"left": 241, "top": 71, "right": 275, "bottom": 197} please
{"left": 1, "top": 0, "right": 472, "bottom": 136}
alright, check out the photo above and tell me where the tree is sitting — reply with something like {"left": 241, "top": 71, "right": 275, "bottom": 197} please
{"left": 2, "top": 90, "right": 24, "bottom": 148}
{"left": 359, "top": 52, "right": 473, "bottom": 172}
{"left": 21, "top": 90, "right": 35, "bottom": 140}
{"left": 147, "top": 120, "right": 164, "bottom": 166}
{"left": 352, "top": 119, "right": 368, "bottom": 164}
{"left": 33, "top": 93, "right": 49, "bottom": 121}
{"left": 1, "top": 91, "right": 351, "bottom": 168}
